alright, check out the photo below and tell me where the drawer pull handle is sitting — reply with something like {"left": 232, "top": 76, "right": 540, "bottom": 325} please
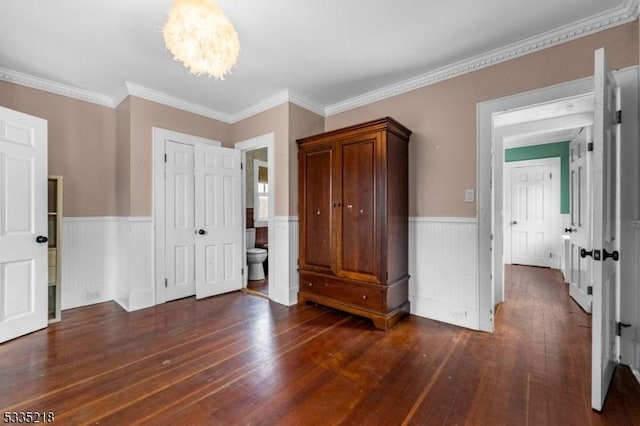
{"left": 362, "top": 294, "right": 367, "bottom": 300}
{"left": 308, "top": 282, "right": 313, "bottom": 287}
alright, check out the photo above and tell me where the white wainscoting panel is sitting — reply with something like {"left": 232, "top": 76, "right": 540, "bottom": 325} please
{"left": 125, "top": 218, "right": 154, "bottom": 311}
{"left": 61, "top": 217, "right": 119, "bottom": 310}
{"left": 116, "top": 219, "right": 130, "bottom": 311}
{"left": 287, "top": 218, "right": 299, "bottom": 304}
{"left": 270, "top": 216, "right": 299, "bottom": 306}
{"left": 409, "top": 217, "right": 479, "bottom": 330}
{"left": 62, "top": 217, "right": 153, "bottom": 313}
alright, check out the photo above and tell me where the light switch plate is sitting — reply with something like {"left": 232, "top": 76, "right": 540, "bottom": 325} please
{"left": 464, "top": 189, "right": 474, "bottom": 202}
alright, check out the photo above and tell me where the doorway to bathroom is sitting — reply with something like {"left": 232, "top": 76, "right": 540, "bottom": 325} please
{"left": 235, "top": 134, "right": 274, "bottom": 299}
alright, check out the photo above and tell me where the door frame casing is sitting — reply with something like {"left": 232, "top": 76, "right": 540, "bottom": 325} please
{"left": 152, "top": 127, "right": 221, "bottom": 305}
{"left": 234, "top": 133, "right": 275, "bottom": 293}
{"left": 477, "top": 66, "right": 637, "bottom": 333}
{"left": 504, "top": 157, "right": 561, "bottom": 268}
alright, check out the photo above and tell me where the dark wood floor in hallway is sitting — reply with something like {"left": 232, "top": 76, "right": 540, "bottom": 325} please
{"left": 1, "top": 265, "right": 638, "bottom": 425}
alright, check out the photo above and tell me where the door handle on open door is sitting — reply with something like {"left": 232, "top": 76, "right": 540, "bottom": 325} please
{"left": 197, "top": 229, "right": 206, "bottom": 235}
{"left": 36, "top": 235, "right": 48, "bottom": 244}
{"left": 511, "top": 221, "right": 517, "bottom": 225}
{"left": 564, "top": 227, "right": 575, "bottom": 233}
{"left": 603, "top": 249, "right": 619, "bottom": 261}
{"left": 581, "top": 248, "right": 602, "bottom": 260}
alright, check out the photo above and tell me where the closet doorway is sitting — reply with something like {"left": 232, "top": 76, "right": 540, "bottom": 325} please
{"left": 153, "top": 128, "right": 243, "bottom": 303}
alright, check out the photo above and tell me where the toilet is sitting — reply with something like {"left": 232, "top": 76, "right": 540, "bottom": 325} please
{"left": 246, "top": 228, "right": 268, "bottom": 280}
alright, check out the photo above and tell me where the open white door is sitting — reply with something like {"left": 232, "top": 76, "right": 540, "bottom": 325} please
{"left": 0, "top": 106, "right": 48, "bottom": 343}
{"left": 568, "top": 127, "right": 593, "bottom": 313}
{"left": 590, "top": 47, "right": 620, "bottom": 412}
{"left": 195, "top": 145, "right": 242, "bottom": 299}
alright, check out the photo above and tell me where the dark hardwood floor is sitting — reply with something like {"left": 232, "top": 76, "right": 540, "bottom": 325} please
{"left": 246, "top": 276, "right": 269, "bottom": 297}
{"left": 1, "top": 265, "right": 639, "bottom": 425}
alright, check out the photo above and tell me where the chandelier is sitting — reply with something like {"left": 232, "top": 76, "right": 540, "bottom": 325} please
{"left": 163, "top": 0, "right": 240, "bottom": 79}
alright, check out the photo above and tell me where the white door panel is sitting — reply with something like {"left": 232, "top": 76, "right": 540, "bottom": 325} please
{"left": 510, "top": 164, "right": 553, "bottom": 267}
{"left": 569, "top": 128, "right": 593, "bottom": 313}
{"left": 591, "top": 47, "right": 619, "bottom": 412}
{"left": 165, "top": 141, "right": 196, "bottom": 301}
{"left": 0, "top": 106, "right": 47, "bottom": 343}
{"left": 195, "top": 146, "right": 242, "bottom": 299}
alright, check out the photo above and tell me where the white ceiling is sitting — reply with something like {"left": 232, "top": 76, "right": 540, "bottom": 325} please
{"left": 0, "top": 0, "right": 633, "bottom": 120}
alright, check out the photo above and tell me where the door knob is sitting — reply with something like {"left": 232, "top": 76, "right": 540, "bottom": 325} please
{"left": 36, "top": 235, "right": 48, "bottom": 244}
{"left": 198, "top": 229, "right": 206, "bottom": 235}
{"left": 603, "top": 249, "right": 619, "bottom": 261}
{"left": 511, "top": 220, "right": 517, "bottom": 225}
{"left": 564, "top": 228, "right": 574, "bottom": 233}
{"left": 580, "top": 248, "right": 593, "bottom": 258}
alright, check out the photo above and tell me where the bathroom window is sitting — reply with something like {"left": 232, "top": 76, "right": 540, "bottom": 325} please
{"left": 254, "top": 160, "right": 269, "bottom": 226}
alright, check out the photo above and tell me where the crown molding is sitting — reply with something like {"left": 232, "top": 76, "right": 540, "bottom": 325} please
{"left": 229, "top": 89, "right": 290, "bottom": 123}
{"left": 229, "top": 89, "right": 326, "bottom": 123}
{"left": 324, "top": 0, "right": 639, "bottom": 116}
{"left": 124, "top": 82, "right": 233, "bottom": 123}
{"left": 112, "top": 84, "right": 130, "bottom": 108}
{"left": 287, "top": 91, "right": 326, "bottom": 117}
{"left": 0, "top": 65, "right": 324, "bottom": 123}
{"left": 0, "top": 66, "right": 115, "bottom": 107}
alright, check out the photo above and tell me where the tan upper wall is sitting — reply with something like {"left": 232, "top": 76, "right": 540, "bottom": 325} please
{"left": 289, "top": 103, "right": 325, "bottom": 214}
{"left": 326, "top": 21, "right": 639, "bottom": 217}
{"left": 0, "top": 81, "right": 116, "bottom": 217}
{"left": 115, "top": 98, "right": 131, "bottom": 216}
{"left": 231, "top": 102, "right": 290, "bottom": 216}
{"left": 128, "top": 96, "right": 231, "bottom": 216}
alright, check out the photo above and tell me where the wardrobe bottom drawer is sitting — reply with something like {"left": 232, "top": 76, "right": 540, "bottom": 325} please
{"left": 299, "top": 274, "right": 383, "bottom": 312}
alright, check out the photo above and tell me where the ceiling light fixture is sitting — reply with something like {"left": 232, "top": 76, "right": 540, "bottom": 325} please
{"left": 163, "top": 0, "right": 240, "bottom": 79}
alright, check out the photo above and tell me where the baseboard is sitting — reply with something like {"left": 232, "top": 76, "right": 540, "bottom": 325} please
{"left": 270, "top": 286, "right": 298, "bottom": 307}
{"left": 632, "top": 367, "right": 640, "bottom": 387}
{"left": 633, "top": 339, "right": 640, "bottom": 386}
{"left": 115, "top": 296, "right": 130, "bottom": 312}
{"left": 129, "top": 289, "right": 154, "bottom": 311}
{"left": 410, "top": 295, "right": 478, "bottom": 330}
{"left": 63, "top": 290, "right": 113, "bottom": 311}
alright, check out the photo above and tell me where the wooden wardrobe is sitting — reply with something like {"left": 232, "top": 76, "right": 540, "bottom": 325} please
{"left": 297, "top": 117, "right": 411, "bottom": 329}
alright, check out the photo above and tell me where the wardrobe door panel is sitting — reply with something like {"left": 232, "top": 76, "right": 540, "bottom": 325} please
{"left": 301, "top": 146, "right": 333, "bottom": 271}
{"left": 338, "top": 137, "right": 377, "bottom": 280}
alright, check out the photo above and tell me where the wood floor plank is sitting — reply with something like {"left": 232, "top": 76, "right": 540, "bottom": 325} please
{"left": 1, "top": 266, "right": 639, "bottom": 425}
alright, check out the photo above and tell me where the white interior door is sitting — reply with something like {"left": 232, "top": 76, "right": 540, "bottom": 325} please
{"left": 569, "top": 127, "right": 593, "bottom": 313}
{"left": 0, "top": 106, "right": 48, "bottom": 343}
{"left": 165, "top": 140, "right": 196, "bottom": 301}
{"left": 590, "top": 47, "right": 620, "bottom": 412}
{"left": 510, "top": 163, "right": 553, "bottom": 267}
{"left": 195, "top": 145, "right": 242, "bottom": 299}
